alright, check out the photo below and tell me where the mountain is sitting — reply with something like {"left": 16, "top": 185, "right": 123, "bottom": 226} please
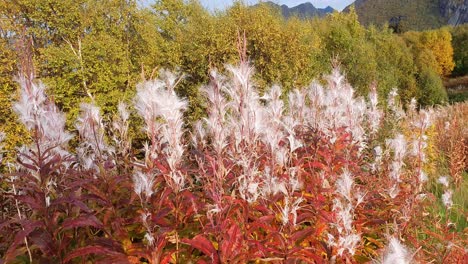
{"left": 261, "top": 2, "right": 335, "bottom": 19}
{"left": 344, "top": 0, "right": 468, "bottom": 31}
{"left": 441, "top": 0, "right": 468, "bottom": 25}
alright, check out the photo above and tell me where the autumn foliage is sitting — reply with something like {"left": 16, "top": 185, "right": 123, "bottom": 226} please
{"left": 0, "top": 58, "right": 466, "bottom": 264}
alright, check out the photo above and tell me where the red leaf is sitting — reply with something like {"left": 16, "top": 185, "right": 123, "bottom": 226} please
{"left": 220, "top": 224, "right": 243, "bottom": 261}
{"left": 63, "top": 245, "right": 127, "bottom": 263}
{"left": 51, "top": 196, "right": 92, "bottom": 213}
{"left": 182, "top": 235, "right": 220, "bottom": 263}
{"left": 61, "top": 215, "right": 103, "bottom": 231}
{"left": 84, "top": 184, "right": 111, "bottom": 205}
{"left": 160, "top": 253, "right": 174, "bottom": 264}
{"left": 306, "top": 161, "right": 326, "bottom": 170}
{"left": 5, "top": 221, "right": 42, "bottom": 262}
{"left": 296, "top": 250, "right": 324, "bottom": 264}
{"left": 314, "top": 221, "right": 328, "bottom": 237}
{"left": 93, "top": 237, "right": 125, "bottom": 253}
{"left": 16, "top": 194, "right": 44, "bottom": 211}
{"left": 153, "top": 160, "right": 169, "bottom": 174}
{"left": 291, "top": 227, "right": 314, "bottom": 243}
{"left": 0, "top": 219, "right": 13, "bottom": 231}
{"left": 29, "top": 229, "right": 55, "bottom": 256}
{"left": 248, "top": 215, "right": 275, "bottom": 232}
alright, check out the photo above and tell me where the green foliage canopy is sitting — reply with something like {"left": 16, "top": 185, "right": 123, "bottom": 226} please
{"left": 0, "top": 0, "right": 460, "bottom": 154}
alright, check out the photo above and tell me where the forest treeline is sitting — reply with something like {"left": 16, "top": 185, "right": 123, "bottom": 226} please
{"left": 0, "top": 0, "right": 467, "bottom": 154}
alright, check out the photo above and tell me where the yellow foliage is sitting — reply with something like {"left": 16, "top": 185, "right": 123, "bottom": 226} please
{"left": 404, "top": 28, "right": 455, "bottom": 76}
{"left": 420, "top": 28, "right": 455, "bottom": 76}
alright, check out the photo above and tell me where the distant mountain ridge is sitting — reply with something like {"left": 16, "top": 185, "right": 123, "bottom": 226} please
{"left": 260, "top": 1, "right": 335, "bottom": 19}
{"left": 440, "top": 0, "right": 468, "bottom": 25}
{"left": 344, "top": 0, "right": 468, "bottom": 31}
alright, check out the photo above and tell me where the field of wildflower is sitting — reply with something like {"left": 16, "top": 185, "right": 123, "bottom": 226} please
{"left": 0, "top": 60, "right": 467, "bottom": 263}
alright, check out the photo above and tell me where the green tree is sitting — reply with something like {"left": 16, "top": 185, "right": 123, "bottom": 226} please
{"left": 404, "top": 28, "right": 455, "bottom": 76}
{"left": 418, "top": 67, "right": 448, "bottom": 105}
{"left": 0, "top": 39, "right": 29, "bottom": 162}
{"left": 451, "top": 24, "right": 468, "bottom": 76}
{"left": 317, "top": 7, "right": 377, "bottom": 96}
{"left": 367, "top": 25, "right": 418, "bottom": 103}
{"left": 225, "top": 3, "right": 322, "bottom": 93}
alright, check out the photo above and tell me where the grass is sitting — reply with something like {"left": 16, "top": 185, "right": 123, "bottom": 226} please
{"left": 451, "top": 172, "right": 468, "bottom": 231}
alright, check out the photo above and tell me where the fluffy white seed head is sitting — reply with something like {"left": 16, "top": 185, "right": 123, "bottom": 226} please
{"left": 337, "top": 233, "right": 360, "bottom": 256}
{"left": 442, "top": 189, "right": 453, "bottom": 209}
{"left": 388, "top": 183, "right": 400, "bottom": 199}
{"left": 14, "top": 77, "right": 73, "bottom": 149}
{"left": 224, "top": 62, "right": 267, "bottom": 147}
{"left": 331, "top": 170, "right": 362, "bottom": 257}
{"left": 387, "top": 88, "right": 405, "bottom": 119}
{"left": 132, "top": 171, "right": 156, "bottom": 200}
{"left": 75, "top": 102, "right": 113, "bottom": 170}
{"left": 387, "top": 134, "right": 407, "bottom": 162}
{"left": 437, "top": 176, "right": 450, "bottom": 188}
{"left": 377, "top": 237, "right": 413, "bottom": 264}
{"left": 76, "top": 103, "right": 108, "bottom": 149}
{"left": 201, "top": 72, "right": 230, "bottom": 154}
{"left": 367, "top": 85, "right": 382, "bottom": 134}
{"left": 135, "top": 72, "right": 188, "bottom": 191}
{"left": 408, "top": 98, "right": 417, "bottom": 113}
{"left": 280, "top": 196, "right": 304, "bottom": 226}
{"left": 418, "top": 171, "right": 428, "bottom": 183}
{"left": 117, "top": 102, "right": 130, "bottom": 124}
{"left": 336, "top": 170, "right": 354, "bottom": 202}
{"left": 13, "top": 76, "right": 73, "bottom": 175}
{"left": 304, "top": 68, "right": 369, "bottom": 152}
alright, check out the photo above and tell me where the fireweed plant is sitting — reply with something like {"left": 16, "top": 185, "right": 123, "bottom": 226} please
{"left": 0, "top": 62, "right": 467, "bottom": 263}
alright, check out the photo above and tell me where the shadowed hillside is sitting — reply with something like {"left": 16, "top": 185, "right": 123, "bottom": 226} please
{"left": 344, "top": 0, "right": 468, "bottom": 31}
{"left": 261, "top": 1, "right": 335, "bottom": 19}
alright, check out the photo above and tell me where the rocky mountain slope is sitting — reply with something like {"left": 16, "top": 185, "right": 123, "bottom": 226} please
{"left": 261, "top": 2, "right": 335, "bottom": 19}
{"left": 441, "top": 0, "right": 468, "bottom": 25}
{"left": 344, "top": 0, "right": 468, "bottom": 31}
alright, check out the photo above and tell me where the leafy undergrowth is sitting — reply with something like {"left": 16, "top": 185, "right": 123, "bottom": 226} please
{"left": 0, "top": 62, "right": 467, "bottom": 263}
{"left": 444, "top": 75, "right": 468, "bottom": 103}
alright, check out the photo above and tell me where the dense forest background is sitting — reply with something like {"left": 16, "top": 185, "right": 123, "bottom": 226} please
{"left": 0, "top": 0, "right": 467, "bottom": 156}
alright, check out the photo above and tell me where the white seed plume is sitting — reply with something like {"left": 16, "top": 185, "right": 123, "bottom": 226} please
{"left": 418, "top": 171, "right": 428, "bottom": 183}
{"left": 279, "top": 196, "right": 304, "bottom": 226}
{"left": 112, "top": 102, "right": 131, "bottom": 156}
{"left": 376, "top": 237, "right": 414, "bottom": 264}
{"left": 336, "top": 170, "right": 354, "bottom": 202}
{"left": 367, "top": 85, "right": 382, "bottom": 134}
{"left": 303, "top": 68, "right": 368, "bottom": 153}
{"left": 135, "top": 71, "right": 188, "bottom": 192}
{"left": 386, "top": 134, "right": 407, "bottom": 186}
{"left": 437, "top": 176, "right": 450, "bottom": 187}
{"left": 442, "top": 190, "right": 453, "bottom": 209}
{"left": 371, "top": 145, "right": 383, "bottom": 172}
{"left": 408, "top": 98, "right": 417, "bottom": 113}
{"left": 76, "top": 102, "right": 112, "bottom": 170}
{"left": 200, "top": 70, "right": 230, "bottom": 155}
{"left": 224, "top": 62, "right": 267, "bottom": 148}
{"left": 330, "top": 170, "right": 361, "bottom": 257}
{"left": 132, "top": 171, "right": 156, "bottom": 200}
{"left": 13, "top": 76, "right": 72, "bottom": 176}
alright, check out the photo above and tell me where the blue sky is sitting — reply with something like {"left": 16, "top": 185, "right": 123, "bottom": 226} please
{"left": 199, "top": 1, "right": 356, "bottom": 11}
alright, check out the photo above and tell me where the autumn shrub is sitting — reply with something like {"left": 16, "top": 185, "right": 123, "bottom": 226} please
{"left": 417, "top": 67, "right": 449, "bottom": 106}
{"left": 1, "top": 61, "right": 467, "bottom": 264}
